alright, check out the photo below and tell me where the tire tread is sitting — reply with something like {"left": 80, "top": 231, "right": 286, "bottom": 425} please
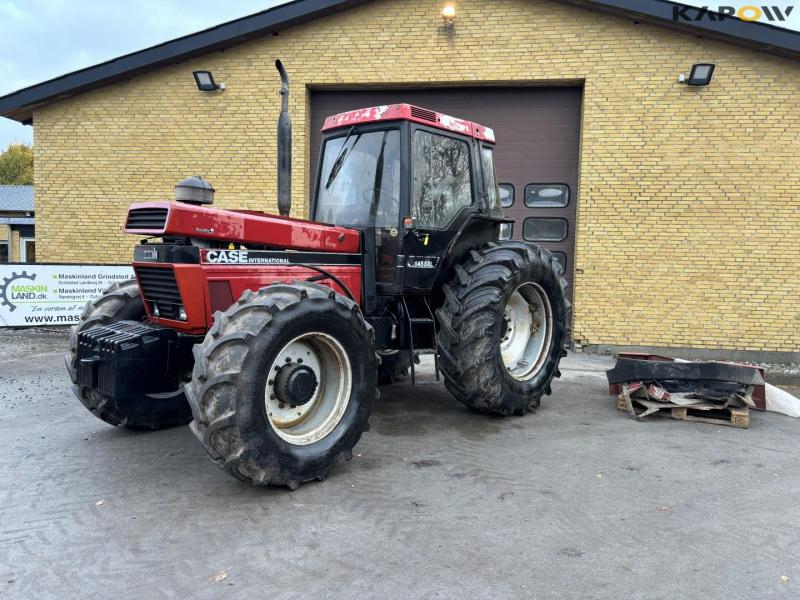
{"left": 435, "top": 241, "right": 570, "bottom": 416}
{"left": 186, "top": 281, "right": 376, "bottom": 488}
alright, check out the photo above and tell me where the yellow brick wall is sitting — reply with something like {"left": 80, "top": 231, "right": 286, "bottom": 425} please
{"left": 32, "top": 0, "right": 800, "bottom": 352}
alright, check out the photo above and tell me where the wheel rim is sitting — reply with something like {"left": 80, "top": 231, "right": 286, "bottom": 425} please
{"left": 500, "top": 282, "right": 553, "bottom": 381}
{"left": 265, "top": 332, "right": 352, "bottom": 446}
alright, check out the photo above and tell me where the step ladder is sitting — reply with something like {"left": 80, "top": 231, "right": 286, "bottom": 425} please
{"left": 401, "top": 296, "right": 440, "bottom": 386}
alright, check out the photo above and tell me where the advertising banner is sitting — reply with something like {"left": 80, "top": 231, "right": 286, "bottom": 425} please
{"left": 0, "top": 264, "right": 135, "bottom": 327}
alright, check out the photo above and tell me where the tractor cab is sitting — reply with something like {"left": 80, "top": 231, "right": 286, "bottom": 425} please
{"left": 312, "top": 104, "right": 507, "bottom": 294}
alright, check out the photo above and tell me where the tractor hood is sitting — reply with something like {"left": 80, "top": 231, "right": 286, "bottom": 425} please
{"left": 124, "top": 201, "right": 360, "bottom": 253}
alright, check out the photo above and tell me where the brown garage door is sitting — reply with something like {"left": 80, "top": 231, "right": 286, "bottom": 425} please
{"left": 310, "top": 87, "right": 583, "bottom": 304}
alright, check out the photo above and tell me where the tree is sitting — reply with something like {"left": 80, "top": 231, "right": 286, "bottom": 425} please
{"left": 0, "top": 143, "right": 34, "bottom": 185}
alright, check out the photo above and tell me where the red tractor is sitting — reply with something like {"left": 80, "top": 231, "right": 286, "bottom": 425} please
{"left": 67, "top": 62, "right": 569, "bottom": 488}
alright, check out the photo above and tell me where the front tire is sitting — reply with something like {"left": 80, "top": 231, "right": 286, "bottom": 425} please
{"left": 66, "top": 280, "right": 193, "bottom": 429}
{"left": 436, "top": 242, "right": 569, "bottom": 416}
{"left": 186, "top": 282, "right": 377, "bottom": 488}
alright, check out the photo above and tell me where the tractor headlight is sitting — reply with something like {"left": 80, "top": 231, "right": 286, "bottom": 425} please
{"left": 152, "top": 303, "right": 160, "bottom": 317}
{"left": 178, "top": 307, "right": 188, "bottom": 321}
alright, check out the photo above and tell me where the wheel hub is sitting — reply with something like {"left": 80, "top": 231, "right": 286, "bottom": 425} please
{"left": 274, "top": 363, "right": 318, "bottom": 407}
{"left": 500, "top": 282, "right": 553, "bottom": 381}
{"left": 265, "top": 334, "right": 352, "bottom": 445}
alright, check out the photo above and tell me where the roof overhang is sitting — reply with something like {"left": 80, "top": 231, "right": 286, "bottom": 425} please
{"left": 0, "top": 0, "right": 798, "bottom": 123}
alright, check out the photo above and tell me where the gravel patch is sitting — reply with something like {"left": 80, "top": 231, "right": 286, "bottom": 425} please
{"left": 0, "top": 327, "right": 70, "bottom": 361}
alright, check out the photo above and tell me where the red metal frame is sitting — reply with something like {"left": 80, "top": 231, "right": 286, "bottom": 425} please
{"left": 125, "top": 201, "right": 361, "bottom": 253}
{"left": 322, "top": 103, "right": 496, "bottom": 143}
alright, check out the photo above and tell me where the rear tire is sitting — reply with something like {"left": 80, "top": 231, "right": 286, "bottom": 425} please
{"left": 186, "top": 282, "right": 377, "bottom": 488}
{"left": 436, "top": 242, "right": 569, "bottom": 416}
{"left": 66, "top": 280, "right": 193, "bottom": 430}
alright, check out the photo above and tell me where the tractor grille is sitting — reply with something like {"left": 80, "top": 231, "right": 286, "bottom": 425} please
{"left": 410, "top": 106, "right": 438, "bottom": 123}
{"left": 135, "top": 266, "right": 183, "bottom": 319}
{"left": 126, "top": 207, "right": 169, "bottom": 230}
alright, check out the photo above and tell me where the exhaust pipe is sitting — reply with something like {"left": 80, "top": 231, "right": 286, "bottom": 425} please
{"left": 276, "top": 60, "right": 292, "bottom": 217}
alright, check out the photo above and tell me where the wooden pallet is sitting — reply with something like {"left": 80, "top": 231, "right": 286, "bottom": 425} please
{"left": 617, "top": 396, "right": 749, "bottom": 429}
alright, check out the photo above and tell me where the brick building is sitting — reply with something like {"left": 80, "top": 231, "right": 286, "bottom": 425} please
{"left": 0, "top": 185, "right": 35, "bottom": 263}
{"left": 0, "top": 0, "right": 797, "bottom": 359}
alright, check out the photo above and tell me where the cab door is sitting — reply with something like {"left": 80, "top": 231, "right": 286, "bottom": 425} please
{"left": 401, "top": 126, "right": 480, "bottom": 291}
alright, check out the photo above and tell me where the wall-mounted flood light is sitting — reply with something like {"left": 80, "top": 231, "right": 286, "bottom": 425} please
{"left": 442, "top": 4, "right": 456, "bottom": 27}
{"left": 193, "top": 70, "right": 225, "bottom": 92}
{"left": 678, "top": 63, "right": 715, "bottom": 86}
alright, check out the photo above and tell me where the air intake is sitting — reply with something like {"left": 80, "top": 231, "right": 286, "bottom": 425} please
{"left": 410, "top": 106, "right": 438, "bottom": 123}
{"left": 126, "top": 207, "right": 168, "bottom": 231}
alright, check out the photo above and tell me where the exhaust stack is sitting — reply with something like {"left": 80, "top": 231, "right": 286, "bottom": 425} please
{"left": 276, "top": 60, "right": 291, "bottom": 217}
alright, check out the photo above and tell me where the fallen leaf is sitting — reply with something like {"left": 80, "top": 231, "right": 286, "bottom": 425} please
{"left": 780, "top": 575, "right": 789, "bottom": 583}
{"left": 596, "top": 474, "right": 603, "bottom": 479}
{"left": 95, "top": 500, "right": 104, "bottom": 506}
{"left": 209, "top": 570, "right": 229, "bottom": 583}
{"left": 657, "top": 506, "right": 673, "bottom": 513}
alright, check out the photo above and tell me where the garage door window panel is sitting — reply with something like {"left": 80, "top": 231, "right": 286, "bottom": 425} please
{"left": 412, "top": 130, "right": 473, "bottom": 229}
{"left": 499, "top": 184, "right": 514, "bottom": 208}
{"left": 552, "top": 251, "right": 567, "bottom": 273}
{"left": 523, "top": 218, "right": 568, "bottom": 242}
{"left": 524, "top": 184, "right": 570, "bottom": 208}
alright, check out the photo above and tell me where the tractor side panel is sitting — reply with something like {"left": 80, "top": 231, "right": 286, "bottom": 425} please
{"left": 202, "top": 264, "right": 362, "bottom": 316}
{"left": 133, "top": 262, "right": 362, "bottom": 335}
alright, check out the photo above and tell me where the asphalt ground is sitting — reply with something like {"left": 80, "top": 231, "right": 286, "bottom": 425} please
{"left": 1, "top": 329, "right": 798, "bottom": 599}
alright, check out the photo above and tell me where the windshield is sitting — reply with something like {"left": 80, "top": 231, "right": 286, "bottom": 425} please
{"left": 315, "top": 129, "right": 401, "bottom": 228}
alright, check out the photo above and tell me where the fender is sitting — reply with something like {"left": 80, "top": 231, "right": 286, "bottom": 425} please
{"left": 429, "top": 213, "right": 508, "bottom": 308}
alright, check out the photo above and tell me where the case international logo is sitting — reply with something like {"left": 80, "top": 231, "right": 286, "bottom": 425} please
{"left": 672, "top": 4, "right": 795, "bottom": 22}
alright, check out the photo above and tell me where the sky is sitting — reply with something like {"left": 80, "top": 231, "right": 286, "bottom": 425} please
{"left": 0, "top": 0, "right": 286, "bottom": 148}
{"left": 0, "top": 0, "right": 798, "bottom": 149}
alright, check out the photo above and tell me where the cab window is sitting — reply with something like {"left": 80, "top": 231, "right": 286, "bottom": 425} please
{"left": 315, "top": 129, "right": 401, "bottom": 228}
{"left": 411, "top": 130, "right": 473, "bottom": 229}
{"left": 480, "top": 146, "right": 500, "bottom": 210}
